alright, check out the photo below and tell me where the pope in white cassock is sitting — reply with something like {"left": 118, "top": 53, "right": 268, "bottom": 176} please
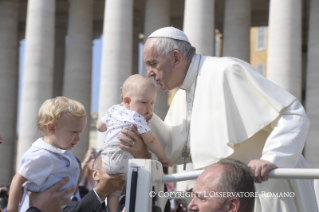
{"left": 135, "top": 27, "right": 318, "bottom": 212}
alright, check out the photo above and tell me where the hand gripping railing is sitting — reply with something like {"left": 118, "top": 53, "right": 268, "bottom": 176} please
{"left": 125, "top": 159, "right": 319, "bottom": 212}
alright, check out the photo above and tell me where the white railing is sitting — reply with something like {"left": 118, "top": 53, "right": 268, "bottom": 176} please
{"left": 162, "top": 168, "right": 319, "bottom": 183}
{"left": 125, "top": 159, "right": 319, "bottom": 212}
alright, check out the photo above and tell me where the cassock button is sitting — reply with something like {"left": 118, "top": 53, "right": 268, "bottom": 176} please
{"left": 186, "top": 90, "right": 190, "bottom": 93}
{"left": 187, "top": 98, "right": 191, "bottom": 103}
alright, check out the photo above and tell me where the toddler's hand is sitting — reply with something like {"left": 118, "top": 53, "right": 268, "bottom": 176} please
{"left": 159, "top": 158, "right": 170, "bottom": 167}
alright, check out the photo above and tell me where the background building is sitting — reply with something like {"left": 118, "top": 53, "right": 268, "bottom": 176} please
{"left": 0, "top": 0, "right": 318, "bottom": 187}
{"left": 250, "top": 26, "right": 268, "bottom": 76}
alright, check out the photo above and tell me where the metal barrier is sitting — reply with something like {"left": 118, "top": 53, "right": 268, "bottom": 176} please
{"left": 162, "top": 168, "right": 319, "bottom": 183}
{"left": 125, "top": 159, "right": 319, "bottom": 212}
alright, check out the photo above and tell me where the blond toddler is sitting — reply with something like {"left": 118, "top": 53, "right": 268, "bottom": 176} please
{"left": 8, "top": 97, "right": 87, "bottom": 212}
{"left": 96, "top": 74, "right": 169, "bottom": 212}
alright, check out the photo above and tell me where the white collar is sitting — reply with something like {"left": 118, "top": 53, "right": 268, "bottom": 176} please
{"left": 180, "top": 53, "right": 201, "bottom": 90}
{"left": 33, "top": 138, "right": 67, "bottom": 154}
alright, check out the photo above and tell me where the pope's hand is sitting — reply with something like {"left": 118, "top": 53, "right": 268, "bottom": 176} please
{"left": 248, "top": 159, "right": 277, "bottom": 183}
{"left": 159, "top": 158, "right": 170, "bottom": 167}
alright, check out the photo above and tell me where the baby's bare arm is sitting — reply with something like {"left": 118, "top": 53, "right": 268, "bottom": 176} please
{"left": 96, "top": 119, "right": 107, "bottom": 132}
{"left": 141, "top": 131, "right": 170, "bottom": 166}
{"left": 8, "top": 173, "right": 28, "bottom": 212}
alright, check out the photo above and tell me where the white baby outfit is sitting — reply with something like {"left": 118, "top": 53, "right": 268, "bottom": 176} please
{"left": 101, "top": 104, "right": 150, "bottom": 196}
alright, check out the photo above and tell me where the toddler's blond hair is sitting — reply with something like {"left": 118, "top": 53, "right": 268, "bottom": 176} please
{"left": 37, "top": 96, "right": 86, "bottom": 133}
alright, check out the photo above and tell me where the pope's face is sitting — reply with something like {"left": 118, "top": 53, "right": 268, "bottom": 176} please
{"left": 143, "top": 38, "right": 180, "bottom": 91}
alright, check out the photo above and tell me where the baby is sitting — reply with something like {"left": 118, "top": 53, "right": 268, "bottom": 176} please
{"left": 96, "top": 74, "right": 170, "bottom": 212}
{"left": 8, "top": 96, "right": 87, "bottom": 212}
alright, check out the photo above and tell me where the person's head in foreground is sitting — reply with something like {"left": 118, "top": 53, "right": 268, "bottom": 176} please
{"left": 92, "top": 154, "right": 102, "bottom": 183}
{"left": 122, "top": 74, "right": 156, "bottom": 121}
{"left": 37, "top": 96, "right": 87, "bottom": 150}
{"left": 143, "top": 26, "right": 196, "bottom": 91}
{"left": 0, "top": 188, "right": 8, "bottom": 211}
{"left": 188, "top": 158, "right": 255, "bottom": 212}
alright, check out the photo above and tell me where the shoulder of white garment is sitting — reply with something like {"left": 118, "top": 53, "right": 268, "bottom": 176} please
{"left": 269, "top": 99, "right": 309, "bottom": 130}
{"left": 18, "top": 147, "right": 55, "bottom": 185}
{"left": 133, "top": 112, "right": 150, "bottom": 134}
{"left": 161, "top": 55, "right": 299, "bottom": 168}
{"left": 198, "top": 56, "right": 297, "bottom": 113}
{"left": 188, "top": 56, "right": 298, "bottom": 169}
{"left": 281, "top": 99, "right": 308, "bottom": 119}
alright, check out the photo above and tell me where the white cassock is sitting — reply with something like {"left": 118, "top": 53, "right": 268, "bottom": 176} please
{"left": 149, "top": 53, "right": 318, "bottom": 212}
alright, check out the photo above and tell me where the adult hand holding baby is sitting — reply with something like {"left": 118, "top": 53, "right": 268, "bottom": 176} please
{"left": 28, "top": 177, "right": 74, "bottom": 212}
{"left": 117, "top": 125, "right": 151, "bottom": 159}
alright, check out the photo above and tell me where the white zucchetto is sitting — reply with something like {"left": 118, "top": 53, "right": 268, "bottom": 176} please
{"left": 148, "top": 26, "right": 191, "bottom": 44}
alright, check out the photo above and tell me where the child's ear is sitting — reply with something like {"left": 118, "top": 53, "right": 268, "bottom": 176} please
{"left": 46, "top": 122, "right": 56, "bottom": 134}
{"left": 123, "top": 96, "right": 131, "bottom": 105}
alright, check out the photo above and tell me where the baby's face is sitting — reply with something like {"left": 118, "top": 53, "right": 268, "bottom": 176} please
{"left": 53, "top": 114, "right": 87, "bottom": 150}
{"left": 129, "top": 86, "right": 156, "bottom": 121}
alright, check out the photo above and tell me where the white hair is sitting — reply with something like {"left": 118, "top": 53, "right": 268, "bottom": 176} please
{"left": 154, "top": 38, "right": 196, "bottom": 60}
